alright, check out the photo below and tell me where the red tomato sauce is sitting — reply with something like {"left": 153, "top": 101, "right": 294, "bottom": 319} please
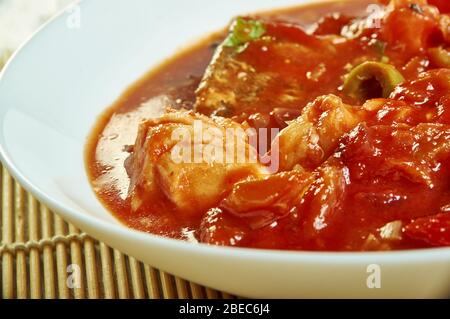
{"left": 86, "top": 0, "right": 450, "bottom": 251}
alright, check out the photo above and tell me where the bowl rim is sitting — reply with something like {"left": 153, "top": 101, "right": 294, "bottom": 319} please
{"left": 0, "top": 0, "right": 449, "bottom": 264}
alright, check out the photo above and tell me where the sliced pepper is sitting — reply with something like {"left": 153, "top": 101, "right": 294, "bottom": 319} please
{"left": 223, "top": 17, "right": 267, "bottom": 53}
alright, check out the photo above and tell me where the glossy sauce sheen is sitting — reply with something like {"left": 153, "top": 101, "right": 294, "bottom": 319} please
{"left": 87, "top": 0, "right": 450, "bottom": 251}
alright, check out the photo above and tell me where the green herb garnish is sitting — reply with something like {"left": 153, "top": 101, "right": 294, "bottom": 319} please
{"left": 223, "top": 17, "right": 267, "bottom": 53}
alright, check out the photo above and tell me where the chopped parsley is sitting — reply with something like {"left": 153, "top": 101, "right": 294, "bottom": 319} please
{"left": 223, "top": 17, "right": 267, "bottom": 53}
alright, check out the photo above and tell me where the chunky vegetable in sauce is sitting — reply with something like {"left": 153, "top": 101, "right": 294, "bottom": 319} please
{"left": 342, "top": 61, "right": 405, "bottom": 100}
{"left": 87, "top": 0, "right": 450, "bottom": 251}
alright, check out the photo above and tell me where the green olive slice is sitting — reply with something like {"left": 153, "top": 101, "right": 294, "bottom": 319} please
{"left": 428, "top": 47, "right": 450, "bottom": 68}
{"left": 343, "top": 61, "right": 405, "bottom": 101}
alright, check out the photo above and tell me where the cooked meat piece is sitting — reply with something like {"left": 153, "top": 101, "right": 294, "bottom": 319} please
{"left": 125, "top": 109, "right": 268, "bottom": 218}
{"left": 275, "top": 69, "right": 450, "bottom": 172}
{"left": 194, "top": 17, "right": 379, "bottom": 119}
{"left": 296, "top": 159, "right": 348, "bottom": 244}
{"left": 199, "top": 170, "right": 314, "bottom": 246}
{"left": 275, "top": 94, "right": 365, "bottom": 171}
{"left": 219, "top": 170, "right": 314, "bottom": 230}
{"left": 380, "top": 0, "right": 442, "bottom": 56}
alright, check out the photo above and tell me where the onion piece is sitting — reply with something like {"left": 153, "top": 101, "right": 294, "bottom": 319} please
{"left": 379, "top": 220, "right": 403, "bottom": 240}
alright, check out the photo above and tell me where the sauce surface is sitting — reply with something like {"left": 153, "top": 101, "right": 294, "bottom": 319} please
{"left": 87, "top": 0, "right": 450, "bottom": 251}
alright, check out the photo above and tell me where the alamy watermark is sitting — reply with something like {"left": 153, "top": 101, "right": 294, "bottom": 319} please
{"left": 366, "top": 4, "right": 384, "bottom": 29}
{"left": 66, "top": 264, "right": 81, "bottom": 289}
{"left": 366, "top": 264, "right": 382, "bottom": 289}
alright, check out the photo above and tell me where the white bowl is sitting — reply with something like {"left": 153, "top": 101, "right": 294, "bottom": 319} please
{"left": 0, "top": 0, "right": 449, "bottom": 299}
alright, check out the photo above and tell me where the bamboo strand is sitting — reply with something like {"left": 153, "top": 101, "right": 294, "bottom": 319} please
{"left": 2, "top": 168, "right": 14, "bottom": 299}
{"left": 14, "top": 182, "right": 27, "bottom": 299}
{"left": 189, "top": 282, "right": 206, "bottom": 299}
{"left": 175, "top": 277, "right": 189, "bottom": 299}
{"left": 113, "top": 250, "right": 130, "bottom": 299}
{"left": 68, "top": 224, "right": 85, "bottom": 299}
{"left": 160, "top": 271, "right": 176, "bottom": 299}
{"left": 27, "top": 194, "right": 41, "bottom": 299}
{"left": 205, "top": 287, "right": 220, "bottom": 299}
{"left": 99, "top": 243, "right": 115, "bottom": 299}
{"left": 128, "top": 257, "right": 145, "bottom": 299}
{"left": 41, "top": 206, "right": 56, "bottom": 299}
{"left": 83, "top": 237, "right": 99, "bottom": 298}
{"left": 143, "top": 265, "right": 161, "bottom": 299}
{"left": 221, "top": 292, "right": 235, "bottom": 299}
{"left": 54, "top": 215, "right": 70, "bottom": 299}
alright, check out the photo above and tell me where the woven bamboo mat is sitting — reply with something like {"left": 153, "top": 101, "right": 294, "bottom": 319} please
{"left": 0, "top": 164, "right": 236, "bottom": 299}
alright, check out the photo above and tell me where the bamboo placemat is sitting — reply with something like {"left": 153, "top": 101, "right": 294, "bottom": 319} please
{"left": 0, "top": 163, "right": 236, "bottom": 299}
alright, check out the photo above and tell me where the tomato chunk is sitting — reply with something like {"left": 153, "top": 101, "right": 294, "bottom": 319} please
{"left": 404, "top": 213, "right": 450, "bottom": 246}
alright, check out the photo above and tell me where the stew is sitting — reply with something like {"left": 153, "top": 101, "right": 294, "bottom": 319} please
{"left": 86, "top": 0, "right": 450, "bottom": 251}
